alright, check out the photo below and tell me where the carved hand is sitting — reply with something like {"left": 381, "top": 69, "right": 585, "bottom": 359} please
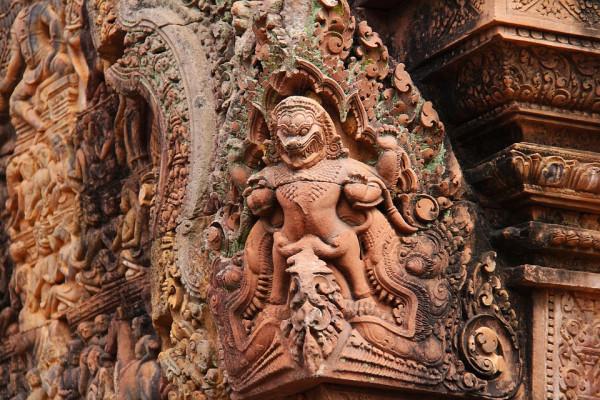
{"left": 243, "top": 176, "right": 276, "bottom": 216}
{"left": 245, "top": 186, "right": 275, "bottom": 216}
{"left": 43, "top": 50, "right": 58, "bottom": 76}
{"left": 343, "top": 174, "right": 383, "bottom": 208}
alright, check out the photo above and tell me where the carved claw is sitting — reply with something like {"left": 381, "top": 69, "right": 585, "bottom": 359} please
{"left": 243, "top": 177, "right": 270, "bottom": 196}
{"left": 344, "top": 173, "right": 369, "bottom": 185}
{"left": 386, "top": 205, "right": 418, "bottom": 234}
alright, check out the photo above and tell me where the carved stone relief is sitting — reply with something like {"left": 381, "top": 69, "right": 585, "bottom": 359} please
{"left": 2, "top": 0, "right": 599, "bottom": 399}
{"left": 510, "top": 0, "right": 600, "bottom": 26}
{"left": 405, "top": 0, "right": 485, "bottom": 64}
{"left": 538, "top": 290, "right": 600, "bottom": 400}
{"left": 0, "top": 0, "right": 162, "bottom": 397}
{"left": 449, "top": 42, "right": 600, "bottom": 125}
{"left": 199, "top": 0, "right": 522, "bottom": 397}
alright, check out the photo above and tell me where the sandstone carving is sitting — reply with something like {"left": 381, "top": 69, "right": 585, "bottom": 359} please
{"left": 204, "top": 0, "right": 522, "bottom": 396}
{"left": 0, "top": 0, "right": 73, "bottom": 132}
{"left": 0, "top": 0, "right": 597, "bottom": 399}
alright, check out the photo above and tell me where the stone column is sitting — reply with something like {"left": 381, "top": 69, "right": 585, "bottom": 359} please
{"left": 384, "top": 1, "right": 600, "bottom": 399}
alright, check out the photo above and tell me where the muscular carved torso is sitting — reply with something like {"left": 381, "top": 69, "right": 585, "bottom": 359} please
{"left": 14, "top": 4, "right": 54, "bottom": 69}
{"left": 272, "top": 160, "right": 347, "bottom": 244}
{"left": 247, "top": 158, "right": 384, "bottom": 301}
{"left": 276, "top": 180, "right": 343, "bottom": 242}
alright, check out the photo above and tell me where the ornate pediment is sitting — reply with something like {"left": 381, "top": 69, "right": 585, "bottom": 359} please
{"left": 205, "top": 0, "right": 522, "bottom": 397}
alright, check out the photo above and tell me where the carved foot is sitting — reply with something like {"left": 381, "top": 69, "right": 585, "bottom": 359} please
{"left": 344, "top": 297, "right": 394, "bottom": 323}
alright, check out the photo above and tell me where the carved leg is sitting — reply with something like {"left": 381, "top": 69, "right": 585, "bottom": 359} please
{"left": 334, "top": 234, "right": 370, "bottom": 299}
{"left": 10, "top": 100, "right": 47, "bottom": 132}
{"left": 271, "top": 249, "right": 291, "bottom": 305}
{"left": 271, "top": 233, "right": 291, "bottom": 305}
{"left": 9, "top": 81, "right": 47, "bottom": 132}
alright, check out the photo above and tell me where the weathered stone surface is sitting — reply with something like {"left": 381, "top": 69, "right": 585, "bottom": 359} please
{"left": 0, "top": 0, "right": 598, "bottom": 399}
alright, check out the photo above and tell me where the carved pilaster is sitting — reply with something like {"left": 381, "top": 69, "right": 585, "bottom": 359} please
{"left": 531, "top": 287, "right": 600, "bottom": 400}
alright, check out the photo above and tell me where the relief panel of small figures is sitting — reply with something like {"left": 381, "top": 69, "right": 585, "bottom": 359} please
{"left": 0, "top": 4, "right": 89, "bottom": 397}
{"left": 0, "top": 0, "right": 163, "bottom": 398}
{"left": 73, "top": 83, "right": 156, "bottom": 297}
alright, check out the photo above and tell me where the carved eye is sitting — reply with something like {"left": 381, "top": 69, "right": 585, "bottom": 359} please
{"left": 300, "top": 128, "right": 309, "bottom": 135}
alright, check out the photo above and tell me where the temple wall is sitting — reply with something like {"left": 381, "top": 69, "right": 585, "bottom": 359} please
{"left": 0, "top": 0, "right": 597, "bottom": 399}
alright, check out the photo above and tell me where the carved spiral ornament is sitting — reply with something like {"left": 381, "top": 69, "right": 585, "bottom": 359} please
{"left": 460, "top": 314, "right": 521, "bottom": 396}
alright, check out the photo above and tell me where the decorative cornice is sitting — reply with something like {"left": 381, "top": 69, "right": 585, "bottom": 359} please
{"left": 509, "top": 0, "right": 600, "bottom": 27}
{"left": 468, "top": 143, "right": 600, "bottom": 212}
{"left": 508, "top": 265, "right": 600, "bottom": 293}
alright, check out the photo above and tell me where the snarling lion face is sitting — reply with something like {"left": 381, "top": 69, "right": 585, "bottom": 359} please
{"left": 275, "top": 111, "right": 326, "bottom": 169}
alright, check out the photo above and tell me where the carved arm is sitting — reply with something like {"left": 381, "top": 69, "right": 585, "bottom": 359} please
{"left": 343, "top": 174, "right": 384, "bottom": 209}
{"left": 41, "top": 4, "right": 65, "bottom": 64}
{"left": 345, "top": 172, "right": 418, "bottom": 234}
{"left": 243, "top": 176, "right": 276, "bottom": 217}
{"left": 0, "top": 29, "right": 24, "bottom": 110}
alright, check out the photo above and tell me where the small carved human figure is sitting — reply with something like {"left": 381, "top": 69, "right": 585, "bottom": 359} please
{"left": 90, "top": 314, "right": 110, "bottom": 347}
{"left": 104, "top": 311, "right": 161, "bottom": 400}
{"left": 5, "top": 153, "right": 26, "bottom": 234}
{"left": 115, "top": 96, "right": 148, "bottom": 173}
{"left": 117, "top": 187, "right": 145, "bottom": 250}
{"left": 10, "top": 243, "right": 47, "bottom": 329}
{"left": 83, "top": 346, "right": 115, "bottom": 400}
{"left": 11, "top": 154, "right": 36, "bottom": 233}
{"left": 0, "top": 0, "right": 73, "bottom": 132}
{"left": 77, "top": 321, "right": 95, "bottom": 345}
{"left": 76, "top": 103, "right": 119, "bottom": 188}
{"left": 112, "top": 184, "right": 148, "bottom": 278}
{"left": 25, "top": 368, "right": 47, "bottom": 400}
{"left": 23, "top": 144, "right": 53, "bottom": 227}
{"left": 8, "top": 348, "right": 29, "bottom": 399}
{"left": 243, "top": 96, "right": 414, "bottom": 304}
{"left": 58, "top": 339, "right": 83, "bottom": 400}
{"left": 42, "top": 222, "right": 89, "bottom": 318}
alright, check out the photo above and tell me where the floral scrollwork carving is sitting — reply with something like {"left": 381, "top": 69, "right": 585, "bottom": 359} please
{"left": 511, "top": 0, "right": 600, "bottom": 26}
{"left": 458, "top": 252, "right": 521, "bottom": 396}
{"left": 315, "top": 0, "right": 355, "bottom": 62}
{"left": 355, "top": 21, "right": 389, "bottom": 81}
{"left": 453, "top": 42, "right": 600, "bottom": 121}
{"left": 281, "top": 251, "right": 346, "bottom": 372}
